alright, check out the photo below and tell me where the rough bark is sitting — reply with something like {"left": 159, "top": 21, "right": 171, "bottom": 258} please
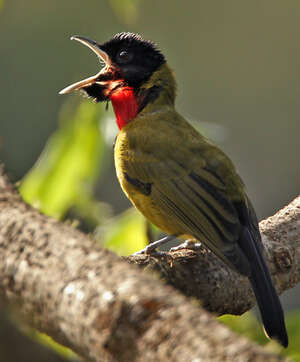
{"left": 0, "top": 166, "right": 294, "bottom": 361}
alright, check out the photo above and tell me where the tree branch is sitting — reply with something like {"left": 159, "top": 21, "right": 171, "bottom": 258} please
{"left": 0, "top": 165, "right": 292, "bottom": 361}
{"left": 128, "top": 195, "right": 299, "bottom": 315}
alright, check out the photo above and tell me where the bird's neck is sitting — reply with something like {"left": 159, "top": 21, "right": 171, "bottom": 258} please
{"left": 110, "top": 87, "right": 139, "bottom": 130}
{"left": 110, "top": 64, "right": 177, "bottom": 130}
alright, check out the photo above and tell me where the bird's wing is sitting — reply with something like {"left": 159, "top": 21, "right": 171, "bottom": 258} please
{"left": 123, "top": 143, "right": 250, "bottom": 273}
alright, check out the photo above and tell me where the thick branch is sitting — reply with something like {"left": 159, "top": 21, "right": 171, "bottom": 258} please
{"left": 0, "top": 166, "right": 290, "bottom": 361}
{"left": 128, "top": 195, "right": 299, "bottom": 315}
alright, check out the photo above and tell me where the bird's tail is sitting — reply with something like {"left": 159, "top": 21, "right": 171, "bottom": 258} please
{"left": 239, "top": 227, "right": 288, "bottom": 348}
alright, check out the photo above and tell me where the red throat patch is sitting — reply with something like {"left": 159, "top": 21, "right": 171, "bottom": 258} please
{"left": 109, "top": 87, "right": 139, "bottom": 130}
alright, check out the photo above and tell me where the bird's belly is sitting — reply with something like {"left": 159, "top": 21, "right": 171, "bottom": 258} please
{"left": 115, "top": 159, "right": 181, "bottom": 236}
{"left": 120, "top": 173, "right": 181, "bottom": 235}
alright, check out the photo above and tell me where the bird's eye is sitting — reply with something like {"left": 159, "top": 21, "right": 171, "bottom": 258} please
{"left": 117, "top": 50, "right": 133, "bottom": 64}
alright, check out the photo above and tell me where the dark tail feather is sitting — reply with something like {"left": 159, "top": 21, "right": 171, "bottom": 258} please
{"left": 239, "top": 228, "right": 288, "bottom": 348}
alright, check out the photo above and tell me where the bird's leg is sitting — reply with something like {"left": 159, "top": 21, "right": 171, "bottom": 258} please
{"left": 169, "top": 239, "right": 202, "bottom": 252}
{"left": 133, "top": 235, "right": 176, "bottom": 256}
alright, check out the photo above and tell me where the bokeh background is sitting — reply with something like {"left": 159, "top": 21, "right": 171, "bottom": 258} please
{"left": 1, "top": 0, "right": 300, "bottom": 359}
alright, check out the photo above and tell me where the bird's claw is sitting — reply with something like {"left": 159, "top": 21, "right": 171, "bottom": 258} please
{"left": 132, "top": 235, "right": 175, "bottom": 256}
{"left": 132, "top": 244, "right": 157, "bottom": 256}
{"left": 170, "top": 239, "right": 202, "bottom": 252}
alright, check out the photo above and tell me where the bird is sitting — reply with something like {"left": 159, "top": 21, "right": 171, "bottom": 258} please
{"left": 60, "top": 32, "right": 288, "bottom": 347}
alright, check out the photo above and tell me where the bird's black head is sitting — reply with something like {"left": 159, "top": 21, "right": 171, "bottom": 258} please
{"left": 101, "top": 32, "right": 165, "bottom": 87}
{"left": 60, "top": 32, "right": 166, "bottom": 100}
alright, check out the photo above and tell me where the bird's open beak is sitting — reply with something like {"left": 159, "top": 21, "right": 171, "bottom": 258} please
{"left": 59, "top": 36, "right": 111, "bottom": 95}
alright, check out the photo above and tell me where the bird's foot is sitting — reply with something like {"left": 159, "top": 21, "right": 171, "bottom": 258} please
{"left": 170, "top": 239, "right": 202, "bottom": 252}
{"left": 132, "top": 235, "right": 175, "bottom": 256}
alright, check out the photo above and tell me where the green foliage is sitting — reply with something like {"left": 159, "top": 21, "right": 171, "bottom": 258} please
{"left": 219, "top": 312, "right": 267, "bottom": 345}
{"left": 20, "top": 100, "right": 106, "bottom": 222}
{"left": 29, "top": 330, "right": 78, "bottom": 360}
{"left": 99, "top": 208, "right": 147, "bottom": 255}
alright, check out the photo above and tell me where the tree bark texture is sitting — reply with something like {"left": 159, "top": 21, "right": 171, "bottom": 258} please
{"left": 0, "top": 166, "right": 295, "bottom": 361}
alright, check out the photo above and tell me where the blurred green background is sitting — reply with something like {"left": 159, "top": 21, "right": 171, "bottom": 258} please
{"left": 0, "top": 0, "right": 300, "bottom": 360}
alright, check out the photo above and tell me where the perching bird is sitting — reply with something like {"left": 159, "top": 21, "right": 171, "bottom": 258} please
{"left": 60, "top": 32, "right": 288, "bottom": 347}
